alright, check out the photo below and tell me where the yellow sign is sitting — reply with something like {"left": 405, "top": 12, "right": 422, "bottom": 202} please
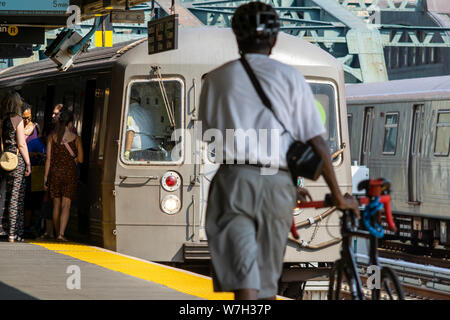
{"left": 8, "top": 26, "right": 19, "bottom": 36}
{"left": 95, "top": 30, "right": 113, "bottom": 47}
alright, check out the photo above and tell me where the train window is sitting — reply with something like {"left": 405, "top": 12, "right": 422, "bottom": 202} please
{"left": 382, "top": 113, "right": 399, "bottom": 155}
{"left": 434, "top": 111, "right": 450, "bottom": 157}
{"left": 122, "top": 78, "right": 183, "bottom": 164}
{"left": 98, "top": 88, "right": 110, "bottom": 160}
{"left": 309, "top": 82, "right": 340, "bottom": 158}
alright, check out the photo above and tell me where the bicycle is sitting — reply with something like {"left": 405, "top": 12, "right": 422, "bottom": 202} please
{"left": 295, "top": 178, "right": 405, "bottom": 300}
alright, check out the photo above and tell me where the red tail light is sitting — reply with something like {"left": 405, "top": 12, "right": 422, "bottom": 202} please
{"left": 165, "top": 175, "right": 177, "bottom": 187}
{"left": 161, "top": 171, "right": 181, "bottom": 191}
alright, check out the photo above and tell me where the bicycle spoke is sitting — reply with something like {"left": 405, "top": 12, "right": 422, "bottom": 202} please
{"left": 379, "top": 267, "right": 405, "bottom": 300}
{"left": 383, "top": 280, "right": 394, "bottom": 300}
{"left": 328, "top": 261, "right": 364, "bottom": 300}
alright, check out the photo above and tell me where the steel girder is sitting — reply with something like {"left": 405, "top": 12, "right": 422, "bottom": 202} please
{"left": 184, "top": 0, "right": 450, "bottom": 82}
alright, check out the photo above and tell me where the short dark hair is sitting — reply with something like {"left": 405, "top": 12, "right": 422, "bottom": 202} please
{"left": 232, "top": 2, "right": 280, "bottom": 53}
{"left": 1, "top": 90, "right": 23, "bottom": 119}
{"left": 22, "top": 102, "right": 32, "bottom": 114}
{"left": 130, "top": 87, "right": 141, "bottom": 104}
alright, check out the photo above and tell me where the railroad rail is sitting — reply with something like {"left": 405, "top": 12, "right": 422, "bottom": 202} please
{"left": 400, "top": 282, "right": 450, "bottom": 300}
{"left": 380, "top": 240, "right": 449, "bottom": 260}
{"left": 343, "top": 275, "right": 450, "bottom": 300}
{"left": 378, "top": 248, "right": 450, "bottom": 269}
{"left": 355, "top": 252, "right": 450, "bottom": 299}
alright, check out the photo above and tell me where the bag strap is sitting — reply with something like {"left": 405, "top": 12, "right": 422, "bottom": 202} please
{"left": 239, "top": 55, "right": 290, "bottom": 135}
{"left": 0, "top": 137, "right": 18, "bottom": 155}
{"left": 62, "top": 137, "right": 76, "bottom": 159}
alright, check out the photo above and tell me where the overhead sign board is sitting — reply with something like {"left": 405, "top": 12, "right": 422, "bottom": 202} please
{"left": 0, "top": 26, "right": 45, "bottom": 44}
{"left": 0, "top": 0, "right": 69, "bottom": 15}
{"left": 148, "top": 15, "right": 178, "bottom": 55}
{"left": 110, "top": 9, "right": 145, "bottom": 24}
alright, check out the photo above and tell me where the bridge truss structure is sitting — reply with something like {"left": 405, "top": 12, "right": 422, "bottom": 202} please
{"left": 182, "top": 0, "right": 450, "bottom": 82}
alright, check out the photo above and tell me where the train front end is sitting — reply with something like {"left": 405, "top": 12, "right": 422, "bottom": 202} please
{"left": 107, "top": 28, "right": 351, "bottom": 271}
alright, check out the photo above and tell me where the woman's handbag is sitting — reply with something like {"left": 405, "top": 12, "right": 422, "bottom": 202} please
{"left": 0, "top": 140, "right": 19, "bottom": 172}
{"left": 62, "top": 138, "right": 78, "bottom": 164}
{"left": 240, "top": 55, "right": 323, "bottom": 184}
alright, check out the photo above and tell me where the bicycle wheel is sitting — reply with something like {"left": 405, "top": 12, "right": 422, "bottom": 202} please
{"left": 328, "top": 260, "right": 362, "bottom": 300}
{"left": 328, "top": 260, "right": 342, "bottom": 300}
{"left": 376, "top": 267, "right": 405, "bottom": 300}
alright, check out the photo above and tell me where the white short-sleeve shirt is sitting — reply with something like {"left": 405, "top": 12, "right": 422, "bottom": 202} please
{"left": 199, "top": 53, "right": 326, "bottom": 169}
{"left": 127, "top": 103, "right": 159, "bottom": 151}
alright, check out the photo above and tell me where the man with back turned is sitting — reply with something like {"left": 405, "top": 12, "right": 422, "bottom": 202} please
{"left": 199, "top": 2, "right": 359, "bottom": 300}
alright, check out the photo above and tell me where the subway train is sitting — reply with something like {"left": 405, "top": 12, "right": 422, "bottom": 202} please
{"left": 0, "top": 27, "right": 352, "bottom": 286}
{"left": 346, "top": 76, "right": 450, "bottom": 248}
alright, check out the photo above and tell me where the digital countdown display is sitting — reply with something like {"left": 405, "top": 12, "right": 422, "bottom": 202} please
{"left": 148, "top": 14, "right": 178, "bottom": 55}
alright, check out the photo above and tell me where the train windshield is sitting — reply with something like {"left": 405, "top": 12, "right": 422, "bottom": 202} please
{"left": 122, "top": 79, "right": 183, "bottom": 164}
{"left": 309, "top": 82, "right": 340, "bottom": 158}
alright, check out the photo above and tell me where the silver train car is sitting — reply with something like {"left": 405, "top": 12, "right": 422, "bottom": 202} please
{"left": 346, "top": 76, "right": 450, "bottom": 247}
{"left": 0, "top": 27, "right": 351, "bottom": 286}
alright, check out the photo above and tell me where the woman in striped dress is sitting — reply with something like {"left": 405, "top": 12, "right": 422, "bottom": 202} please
{"left": 0, "top": 91, "right": 31, "bottom": 242}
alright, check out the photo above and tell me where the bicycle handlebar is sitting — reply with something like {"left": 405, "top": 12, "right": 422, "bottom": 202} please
{"left": 293, "top": 192, "right": 397, "bottom": 238}
{"left": 381, "top": 196, "right": 395, "bottom": 231}
{"left": 290, "top": 218, "right": 299, "bottom": 239}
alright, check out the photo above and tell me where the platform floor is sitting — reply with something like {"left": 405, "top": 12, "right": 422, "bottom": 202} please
{"left": 0, "top": 240, "right": 235, "bottom": 300}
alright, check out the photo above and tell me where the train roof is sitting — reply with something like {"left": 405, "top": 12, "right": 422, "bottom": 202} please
{"left": 0, "top": 38, "right": 136, "bottom": 84}
{"left": 0, "top": 27, "right": 342, "bottom": 86}
{"left": 117, "top": 27, "right": 342, "bottom": 80}
{"left": 346, "top": 75, "right": 450, "bottom": 104}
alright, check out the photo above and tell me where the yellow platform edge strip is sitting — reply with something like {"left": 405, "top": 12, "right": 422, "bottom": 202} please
{"left": 29, "top": 241, "right": 289, "bottom": 300}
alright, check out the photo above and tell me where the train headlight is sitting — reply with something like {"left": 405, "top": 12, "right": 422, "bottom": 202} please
{"left": 161, "top": 171, "right": 181, "bottom": 192}
{"left": 161, "top": 195, "right": 181, "bottom": 215}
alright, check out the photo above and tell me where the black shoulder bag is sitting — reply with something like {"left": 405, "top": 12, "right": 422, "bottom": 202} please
{"left": 240, "top": 55, "right": 323, "bottom": 185}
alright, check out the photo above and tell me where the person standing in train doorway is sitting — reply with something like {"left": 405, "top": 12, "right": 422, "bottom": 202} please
{"left": 199, "top": 2, "right": 359, "bottom": 300}
{"left": 44, "top": 111, "right": 83, "bottom": 242}
{"left": 22, "top": 106, "right": 47, "bottom": 237}
{"left": 38, "top": 104, "right": 78, "bottom": 240}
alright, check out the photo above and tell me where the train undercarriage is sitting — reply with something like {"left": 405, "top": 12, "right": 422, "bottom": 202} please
{"left": 382, "top": 214, "right": 450, "bottom": 249}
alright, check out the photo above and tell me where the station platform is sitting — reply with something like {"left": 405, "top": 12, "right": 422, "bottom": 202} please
{"left": 0, "top": 240, "right": 236, "bottom": 300}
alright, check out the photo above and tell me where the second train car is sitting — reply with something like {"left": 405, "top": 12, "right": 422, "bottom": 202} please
{"left": 346, "top": 76, "right": 450, "bottom": 248}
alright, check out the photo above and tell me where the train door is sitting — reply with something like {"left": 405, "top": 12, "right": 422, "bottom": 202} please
{"left": 77, "top": 79, "right": 97, "bottom": 234}
{"left": 407, "top": 104, "right": 424, "bottom": 205}
{"left": 87, "top": 78, "right": 111, "bottom": 246}
{"left": 43, "top": 85, "right": 56, "bottom": 133}
{"left": 360, "top": 107, "right": 374, "bottom": 165}
{"left": 114, "top": 76, "right": 192, "bottom": 262}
